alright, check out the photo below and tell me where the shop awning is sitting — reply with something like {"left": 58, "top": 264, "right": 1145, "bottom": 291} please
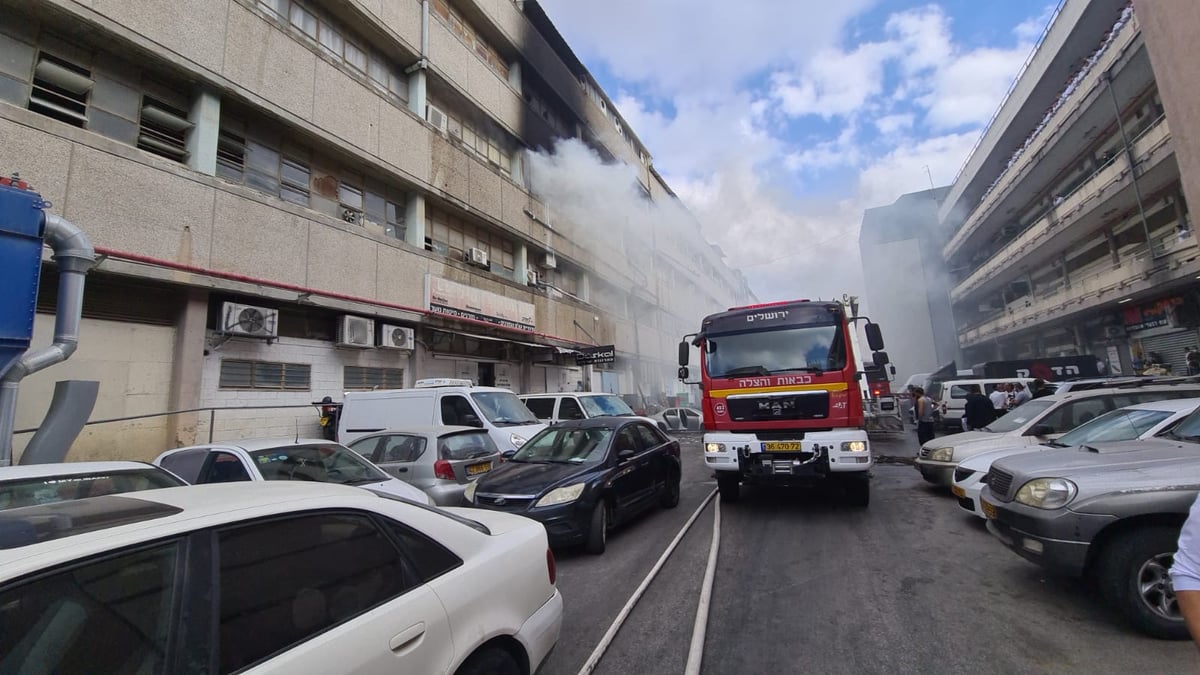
{"left": 431, "top": 329, "right": 577, "bottom": 353}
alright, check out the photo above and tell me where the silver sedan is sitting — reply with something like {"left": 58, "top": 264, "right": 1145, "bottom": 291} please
{"left": 346, "top": 426, "right": 502, "bottom": 506}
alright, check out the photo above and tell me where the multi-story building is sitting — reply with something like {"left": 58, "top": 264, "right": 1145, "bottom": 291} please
{"left": 940, "top": 0, "right": 1200, "bottom": 377}
{"left": 0, "top": 0, "right": 752, "bottom": 461}
{"left": 858, "top": 186, "right": 957, "bottom": 385}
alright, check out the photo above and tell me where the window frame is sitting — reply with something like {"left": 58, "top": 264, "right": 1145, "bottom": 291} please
{"left": 218, "top": 359, "right": 311, "bottom": 391}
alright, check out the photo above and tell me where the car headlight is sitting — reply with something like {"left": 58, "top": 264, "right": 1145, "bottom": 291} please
{"left": 1014, "top": 478, "right": 1077, "bottom": 510}
{"left": 464, "top": 479, "right": 478, "bottom": 503}
{"left": 534, "top": 483, "right": 586, "bottom": 508}
{"left": 929, "top": 447, "right": 954, "bottom": 462}
{"left": 510, "top": 433, "right": 528, "bottom": 448}
{"left": 705, "top": 442, "right": 726, "bottom": 453}
{"left": 841, "top": 441, "right": 867, "bottom": 452}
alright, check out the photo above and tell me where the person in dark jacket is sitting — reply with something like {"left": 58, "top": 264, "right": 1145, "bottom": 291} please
{"left": 962, "top": 385, "right": 996, "bottom": 431}
{"left": 1031, "top": 378, "right": 1054, "bottom": 399}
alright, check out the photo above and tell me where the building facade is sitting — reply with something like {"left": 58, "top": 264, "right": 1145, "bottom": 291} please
{"left": 858, "top": 187, "right": 957, "bottom": 386}
{"left": 939, "top": 0, "right": 1200, "bottom": 377}
{"left": 0, "top": 0, "right": 752, "bottom": 461}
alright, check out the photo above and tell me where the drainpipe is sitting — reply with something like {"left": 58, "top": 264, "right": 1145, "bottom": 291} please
{"left": 0, "top": 214, "right": 96, "bottom": 466}
{"left": 1103, "top": 70, "right": 1155, "bottom": 258}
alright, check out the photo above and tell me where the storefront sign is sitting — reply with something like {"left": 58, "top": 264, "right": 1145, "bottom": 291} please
{"left": 425, "top": 275, "right": 536, "bottom": 331}
{"left": 1106, "top": 345, "right": 1123, "bottom": 375}
{"left": 575, "top": 345, "right": 616, "bottom": 366}
{"left": 1123, "top": 297, "right": 1183, "bottom": 332}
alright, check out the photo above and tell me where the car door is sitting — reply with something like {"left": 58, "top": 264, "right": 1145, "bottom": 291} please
{"left": 1030, "top": 396, "right": 1115, "bottom": 437}
{"left": 662, "top": 409, "right": 681, "bottom": 430}
{"left": 197, "top": 450, "right": 256, "bottom": 483}
{"left": 215, "top": 511, "right": 454, "bottom": 675}
{"left": 522, "top": 397, "right": 557, "bottom": 423}
{"left": 681, "top": 409, "right": 701, "bottom": 431}
{"left": 607, "top": 425, "right": 655, "bottom": 515}
{"left": 557, "top": 397, "right": 586, "bottom": 421}
{"left": 351, "top": 434, "right": 429, "bottom": 488}
{"left": 633, "top": 423, "right": 672, "bottom": 492}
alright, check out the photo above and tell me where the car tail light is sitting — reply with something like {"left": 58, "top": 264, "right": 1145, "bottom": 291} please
{"left": 546, "top": 548, "right": 556, "bottom": 586}
{"left": 433, "top": 460, "right": 455, "bottom": 480}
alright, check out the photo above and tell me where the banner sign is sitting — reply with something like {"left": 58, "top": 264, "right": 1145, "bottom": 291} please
{"left": 425, "top": 275, "right": 536, "bottom": 331}
{"left": 575, "top": 345, "right": 616, "bottom": 366}
{"left": 1123, "top": 297, "right": 1183, "bottom": 332}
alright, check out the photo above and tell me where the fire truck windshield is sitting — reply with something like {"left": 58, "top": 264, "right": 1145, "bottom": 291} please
{"left": 704, "top": 325, "right": 846, "bottom": 378}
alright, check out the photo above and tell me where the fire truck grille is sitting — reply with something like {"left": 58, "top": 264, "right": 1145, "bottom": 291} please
{"left": 727, "top": 392, "right": 829, "bottom": 422}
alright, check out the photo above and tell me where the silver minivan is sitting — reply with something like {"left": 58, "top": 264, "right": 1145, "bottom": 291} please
{"left": 345, "top": 426, "right": 502, "bottom": 506}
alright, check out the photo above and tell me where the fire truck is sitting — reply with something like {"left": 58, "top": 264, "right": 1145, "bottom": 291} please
{"left": 678, "top": 298, "right": 889, "bottom": 505}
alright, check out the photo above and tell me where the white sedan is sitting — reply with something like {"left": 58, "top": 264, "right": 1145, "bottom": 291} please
{"left": 0, "top": 461, "right": 185, "bottom": 510}
{"left": 154, "top": 437, "right": 430, "bottom": 504}
{"left": 951, "top": 398, "right": 1200, "bottom": 519}
{"left": 0, "top": 482, "right": 562, "bottom": 674}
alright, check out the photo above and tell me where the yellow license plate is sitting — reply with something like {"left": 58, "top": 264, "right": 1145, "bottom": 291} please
{"left": 763, "top": 442, "right": 802, "bottom": 452}
{"left": 981, "top": 498, "right": 998, "bottom": 520}
{"left": 466, "top": 462, "right": 491, "bottom": 476}
{"left": 951, "top": 485, "right": 965, "bottom": 498}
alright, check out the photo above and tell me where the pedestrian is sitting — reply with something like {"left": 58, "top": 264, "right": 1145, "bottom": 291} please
{"left": 915, "top": 387, "right": 936, "bottom": 447}
{"left": 963, "top": 384, "right": 996, "bottom": 431}
{"left": 989, "top": 384, "right": 1008, "bottom": 416}
{"left": 1013, "top": 382, "right": 1032, "bottom": 406}
{"left": 1188, "top": 348, "right": 1200, "bottom": 376}
{"left": 1031, "top": 378, "right": 1054, "bottom": 399}
{"left": 1171, "top": 493, "right": 1200, "bottom": 642}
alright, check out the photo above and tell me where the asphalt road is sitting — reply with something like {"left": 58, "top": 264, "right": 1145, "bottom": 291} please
{"left": 540, "top": 432, "right": 1200, "bottom": 675}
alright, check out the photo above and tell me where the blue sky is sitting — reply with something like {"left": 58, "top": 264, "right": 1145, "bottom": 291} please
{"left": 539, "top": 0, "right": 1059, "bottom": 302}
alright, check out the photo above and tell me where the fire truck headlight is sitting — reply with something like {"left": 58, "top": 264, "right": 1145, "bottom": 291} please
{"left": 705, "top": 443, "right": 726, "bottom": 453}
{"left": 841, "top": 441, "right": 867, "bottom": 453}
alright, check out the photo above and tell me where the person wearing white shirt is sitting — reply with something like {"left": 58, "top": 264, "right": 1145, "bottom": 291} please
{"left": 988, "top": 385, "right": 1008, "bottom": 415}
{"left": 1170, "top": 493, "right": 1200, "bottom": 642}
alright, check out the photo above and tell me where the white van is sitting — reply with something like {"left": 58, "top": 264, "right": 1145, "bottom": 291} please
{"left": 337, "top": 379, "right": 546, "bottom": 453}
{"left": 518, "top": 392, "right": 637, "bottom": 424}
{"left": 928, "top": 377, "right": 1037, "bottom": 431}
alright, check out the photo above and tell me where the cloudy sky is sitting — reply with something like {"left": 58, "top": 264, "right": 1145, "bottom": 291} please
{"left": 539, "top": 0, "right": 1058, "bottom": 304}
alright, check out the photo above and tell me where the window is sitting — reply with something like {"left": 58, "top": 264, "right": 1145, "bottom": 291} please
{"left": 1034, "top": 398, "right": 1113, "bottom": 435}
{"left": 28, "top": 52, "right": 93, "bottom": 128}
{"left": 438, "top": 431, "right": 497, "bottom": 460}
{"left": 523, "top": 397, "right": 555, "bottom": 420}
{"left": 383, "top": 520, "right": 462, "bottom": 582}
{"left": 440, "top": 395, "right": 482, "bottom": 427}
{"left": 319, "top": 21, "right": 343, "bottom": 56}
{"left": 429, "top": 99, "right": 514, "bottom": 178}
{"left": 200, "top": 452, "right": 252, "bottom": 483}
{"left": 613, "top": 427, "right": 638, "bottom": 455}
{"left": 216, "top": 130, "right": 247, "bottom": 181}
{"left": 244, "top": 140, "right": 281, "bottom": 194}
{"left": 219, "top": 359, "right": 311, "bottom": 391}
{"left": 344, "top": 41, "right": 366, "bottom": 72}
{"left": 343, "top": 365, "right": 404, "bottom": 390}
{"left": 378, "top": 435, "right": 428, "bottom": 463}
{"left": 634, "top": 423, "right": 666, "bottom": 449}
{"left": 289, "top": 3, "right": 318, "bottom": 39}
{"left": 429, "top": 0, "right": 510, "bottom": 80}
{"left": 0, "top": 542, "right": 181, "bottom": 674}
{"left": 558, "top": 398, "right": 584, "bottom": 421}
{"left": 280, "top": 157, "right": 311, "bottom": 205}
{"left": 137, "top": 95, "right": 192, "bottom": 163}
{"left": 158, "top": 448, "right": 209, "bottom": 483}
{"left": 217, "top": 513, "right": 411, "bottom": 673}
{"left": 337, "top": 181, "right": 364, "bottom": 223}
{"left": 364, "top": 190, "right": 406, "bottom": 240}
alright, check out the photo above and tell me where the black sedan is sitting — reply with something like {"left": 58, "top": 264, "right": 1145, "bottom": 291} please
{"left": 464, "top": 417, "right": 682, "bottom": 554}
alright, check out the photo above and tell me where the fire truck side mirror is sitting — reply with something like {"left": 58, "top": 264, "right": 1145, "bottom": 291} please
{"left": 678, "top": 341, "right": 689, "bottom": 366}
{"left": 872, "top": 351, "right": 890, "bottom": 367}
{"left": 865, "top": 323, "right": 885, "bottom": 351}
{"left": 678, "top": 366, "right": 690, "bottom": 381}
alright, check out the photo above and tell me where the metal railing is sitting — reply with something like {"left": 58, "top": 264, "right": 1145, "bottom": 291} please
{"left": 13, "top": 403, "right": 325, "bottom": 444}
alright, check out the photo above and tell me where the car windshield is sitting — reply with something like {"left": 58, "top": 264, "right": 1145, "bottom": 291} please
{"left": 439, "top": 431, "right": 499, "bottom": 460}
{"left": 1168, "top": 408, "right": 1200, "bottom": 442}
{"left": 471, "top": 392, "right": 539, "bottom": 425}
{"left": 704, "top": 324, "right": 845, "bottom": 378}
{"left": 0, "top": 469, "right": 184, "bottom": 511}
{"left": 1056, "top": 408, "right": 1175, "bottom": 445}
{"left": 985, "top": 399, "right": 1056, "bottom": 433}
{"left": 511, "top": 428, "right": 613, "bottom": 464}
{"left": 579, "top": 395, "right": 635, "bottom": 417}
{"left": 248, "top": 444, "right": 389, "bottom": 485}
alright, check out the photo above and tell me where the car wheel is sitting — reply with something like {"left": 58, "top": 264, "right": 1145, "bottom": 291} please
{"left": 585, "top": 501, "right": 607, "bottom": 555}
{"left": 1095, "top": 526, "right": 1188, "bottom": 639}
{"left": 456, "top": 646, "right": 521, "bottom": 675}
{"left": 844, "top": 474, "right": 870, "bottom": 507}
{"left": 716, "top": 473, "right": 740, "bottom": 502}
{"left": 660, "top": 473, "right": 681, "bottom": 509}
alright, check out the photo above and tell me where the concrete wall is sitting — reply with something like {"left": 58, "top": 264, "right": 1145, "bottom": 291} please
{"left": 1138, "top": 0, "right": 1200, "bottom": 224}
{"left": 13, "top": 315, "right": 176, "bottom": 463}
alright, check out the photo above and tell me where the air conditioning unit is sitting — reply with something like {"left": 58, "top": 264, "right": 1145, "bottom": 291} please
{"left": 337, "top": 315, "right": 375, "bottom": 348}
{"left": 426, "top": 104, "right": 448, "bottom": 134}
{"left": 379, "top": 324, "right": 414, "bottom": 350}
{"left": 467, "top": 247, "right": 489, "bottom": 267}
{"left": 526, "top": 266, "right": 539, "bottom": 286}
{"left": 1104, "top": 325, "right": 1126, "bottom": 339}
{"left": 540, "top": 251, "right": 557, "bottom": 269}
{"left": 220, "top": 302, "right": 278, "bottom": 339}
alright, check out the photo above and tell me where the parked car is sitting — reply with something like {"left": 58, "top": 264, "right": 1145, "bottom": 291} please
{"left": 0, "top": 461, "right": 185, "bottom": 510}
{"left": 466, "top": 417, "right": 682, "bottom": 554}
{"left": 951, "top": 398, "right": 1200, "bottom": 519}
{"left": 518, "top": 392, "right": 637, "bottom": 424}
{"left": 915, "top": 382, "right": 1200, "bottom": 486}
{"left": 338, "top": 379, "right": 545, "bottom": 453}
{"left": 0, "top": 482, "right": 562, "bottom": 673}
{"left": 980, "top": 409, "right": 1200, "bottom": 639}
{"left": 928, "top": 377, "right": 1038, "bottom": 432}
{"left": 650, "top": 406, "right": 705, "bottom": 431}
{"left": 345, "top": 426, "right": 502, "bottom": 506}
{"left": 153, "top": 438, "right": 430, "bottom": 504}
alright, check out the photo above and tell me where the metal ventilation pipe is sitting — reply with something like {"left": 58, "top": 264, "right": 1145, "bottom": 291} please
{"left": 0, "top": 214, "right": 95, "bottom": 466}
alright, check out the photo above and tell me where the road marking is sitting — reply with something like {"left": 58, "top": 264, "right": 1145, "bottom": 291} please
{"left": 576, "top": 487, "right": 718, "bottom": 675}
{"left": 684, "top": 495, "right": 721, "bottom": 675}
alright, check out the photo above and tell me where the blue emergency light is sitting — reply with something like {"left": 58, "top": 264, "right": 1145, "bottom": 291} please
{"left": 0, "top": 175, "right": 47, "bottom": 381}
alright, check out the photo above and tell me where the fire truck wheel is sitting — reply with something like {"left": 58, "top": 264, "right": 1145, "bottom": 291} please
{"left": 717, "top": 473, "right": 741, "bottom": 502}
{"left": 844, "top": 474, "right": 870, "bottom": 507}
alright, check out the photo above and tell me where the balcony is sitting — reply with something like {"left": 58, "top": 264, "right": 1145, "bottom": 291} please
{"left": 944, "top": 12, "right": 1143, "bottom": 261}
{"left": 950, "top": 113, "right": 1174, "bottom": 305}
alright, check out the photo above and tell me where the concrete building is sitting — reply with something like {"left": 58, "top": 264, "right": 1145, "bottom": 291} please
{"left": 939, "top": 0, "right": 1200, "bottom": 377}
{"left": 0, "top": 0, "right": 752, "bottom": 461}
{"left": 858, "top": 187, "right": 956, "bottom": 386}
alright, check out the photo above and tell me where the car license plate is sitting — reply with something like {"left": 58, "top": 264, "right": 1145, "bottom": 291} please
{"left": 951, "top": 485, "right": 965, "bottom": 498}
{"left": 981, "top": 498, "right": 998, "bottom": 520}
{"left": 762, "top": 441, "right": 802, "bottom": 452}
{"left": 466, "top": 461, "right": 491, "bottom": 476}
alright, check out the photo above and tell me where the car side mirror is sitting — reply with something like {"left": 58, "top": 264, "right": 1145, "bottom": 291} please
{"left": 617, "top": 448, "right": 636, "bottom": 462}
{"left": 501, "top": 449, "right": 516, "bottom": 459}
{"left": 1029, "top": 424, "right": 1054, "bottom": 437}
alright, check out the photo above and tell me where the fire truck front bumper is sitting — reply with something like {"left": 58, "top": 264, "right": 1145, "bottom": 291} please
{"left": 702, "top": 430, "right": 872, "bottom": 475}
